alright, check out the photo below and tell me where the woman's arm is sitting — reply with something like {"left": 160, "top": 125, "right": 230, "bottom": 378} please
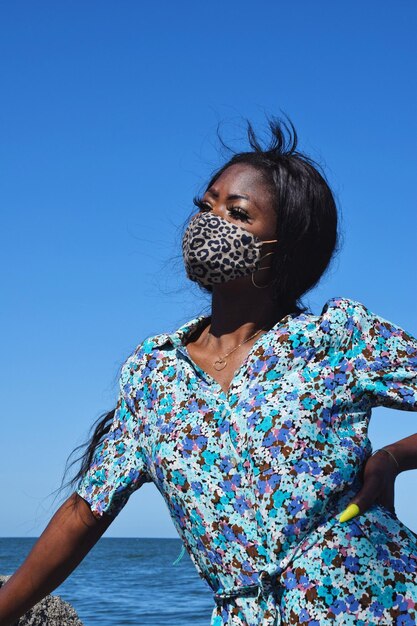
{"left": 0, "top": 492, "right": 113, "bottom": 626}
{"left": 382, "top": 432, "right": 417, "bottom": 473}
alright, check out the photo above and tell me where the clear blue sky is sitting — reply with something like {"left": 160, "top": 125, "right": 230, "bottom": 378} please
{"left": 1, "top": 1, "right": 416, "bottom": 538}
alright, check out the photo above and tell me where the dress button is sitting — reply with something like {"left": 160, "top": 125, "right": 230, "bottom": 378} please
{"left": 230, "top": 457, "right": 238, "bottom": 466}
{"left": 246, "top": 509, "right": 256, "bottom": 520}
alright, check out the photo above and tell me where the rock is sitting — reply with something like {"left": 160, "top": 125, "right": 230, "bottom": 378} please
{"left": 0, "top": 576, "right": 84, "bottom": 625}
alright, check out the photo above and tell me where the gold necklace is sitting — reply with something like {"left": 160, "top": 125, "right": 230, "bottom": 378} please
{"left": 212, "top": 326, "right": 267, "bottom": 371}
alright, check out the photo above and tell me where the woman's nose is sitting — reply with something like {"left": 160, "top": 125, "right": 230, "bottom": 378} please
{"left": 210, "top": 204, "right": 232, "bottom": 223}
{"left": 210, "top": 203, "right": 223, "bottom": 218}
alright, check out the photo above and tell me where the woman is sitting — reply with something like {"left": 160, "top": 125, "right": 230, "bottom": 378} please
{"left": 1, "top": 116, "right": 416, "bottom": 626}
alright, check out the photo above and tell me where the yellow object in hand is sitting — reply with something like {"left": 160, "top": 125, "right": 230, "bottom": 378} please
{"left": 338, "top": 503, "right": 360, "bottom": 523}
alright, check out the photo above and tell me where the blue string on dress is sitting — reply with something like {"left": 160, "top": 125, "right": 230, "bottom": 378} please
{"left": 172, "top": 544, "right": 186, "bottom": 565}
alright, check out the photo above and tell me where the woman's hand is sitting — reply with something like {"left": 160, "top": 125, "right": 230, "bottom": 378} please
{"left": 338, "top": 448, "right": 399, "bottom": 522}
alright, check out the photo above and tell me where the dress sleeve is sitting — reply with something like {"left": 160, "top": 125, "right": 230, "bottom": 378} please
{"left": 345, "top": 299, "right": 417, "bottom": 411}
{"left": 75, "top": 349, "right": 152, "bottom": 519}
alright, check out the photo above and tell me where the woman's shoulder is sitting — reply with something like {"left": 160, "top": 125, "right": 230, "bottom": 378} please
{"left": 120, "top": 314, "right": 203, "bottom": 374}
{"left": 318, "top": 295, "right": 392, "bottom": 330}
{"left": 309, "top": 296, "right": 385, "bottom": 358}
{"left": 317, "top": 295, "right": 369, "bottom": 337}
{"left": 315, "top": 296, "right": 390, "bottom": 348}
{"left": 320, "top": 295, "right": 369, "bottom": 319}
{"left": 318, "top": 295, "right": 417, "bottom": 349}
{"left": 117, "top": 334, "right": 167, "bottom": 382}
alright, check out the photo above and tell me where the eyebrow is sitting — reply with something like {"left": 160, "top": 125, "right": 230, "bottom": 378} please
{"left": 206, "top": 189, "right": 251, "bottom": 201}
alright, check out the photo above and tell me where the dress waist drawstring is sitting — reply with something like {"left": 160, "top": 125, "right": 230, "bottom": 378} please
{"left": 213, "top": 571, "right": 277, "bottom": 603}
{"left": 215, "top": 570, "right": 281, "bottom": 600}
{"left": 214, "top": 571, "right": 283, "bottom": 624}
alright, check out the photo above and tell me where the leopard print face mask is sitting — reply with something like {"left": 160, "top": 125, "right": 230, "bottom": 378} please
{"left": 182, "top": 211, "right": 278, "bottom": 287}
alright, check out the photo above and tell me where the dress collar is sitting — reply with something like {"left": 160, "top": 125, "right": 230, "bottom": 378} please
{"left": 151, "top": 313, "right": 212, "bottom": 349}
{"left": 150, "top": 309, "right": 303, "bottom": 350}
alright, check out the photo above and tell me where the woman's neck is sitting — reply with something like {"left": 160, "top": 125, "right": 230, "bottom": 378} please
{"left": 195, "top": 285, "right": 288, "bottom": 352}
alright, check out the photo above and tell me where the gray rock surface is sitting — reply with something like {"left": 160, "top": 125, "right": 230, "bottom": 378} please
{"left": 0, "top": 576, "right": 84, "bottom": 625}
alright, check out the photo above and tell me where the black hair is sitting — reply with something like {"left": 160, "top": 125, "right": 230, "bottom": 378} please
{"left": 52, "top": 407, "right": 117, "bottom": 508}
{"left": 182, "top": 113, "right": 342, "bottom": 317}
{"left": 58, "top": 113, "right": 342, "bottom": 501}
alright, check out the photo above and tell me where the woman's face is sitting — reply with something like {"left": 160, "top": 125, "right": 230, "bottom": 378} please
{"left": 198, "top": 163, "right": 277, "bottom": 241}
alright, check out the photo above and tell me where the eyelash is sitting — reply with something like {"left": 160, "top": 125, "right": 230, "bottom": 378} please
{"left": 192, "top": 197, "right": 250, "bottom": 223}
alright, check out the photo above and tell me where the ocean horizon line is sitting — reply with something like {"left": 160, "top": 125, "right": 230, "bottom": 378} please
{"left": 0, "top": 535, "right": 182, "bottom": 540}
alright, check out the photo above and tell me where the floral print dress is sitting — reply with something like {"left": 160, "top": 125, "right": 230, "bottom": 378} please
{"left": 76, "top": 296, "right": 417, "bottom": 625}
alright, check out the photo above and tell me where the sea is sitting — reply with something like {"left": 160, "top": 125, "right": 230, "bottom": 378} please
{"left": 0, "top": 537, "right": 214, "bottom": 625}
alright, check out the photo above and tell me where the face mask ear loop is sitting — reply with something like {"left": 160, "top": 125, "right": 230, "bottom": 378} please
{"left": 251, "top": 251, "right": 276, "bottom": 289}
